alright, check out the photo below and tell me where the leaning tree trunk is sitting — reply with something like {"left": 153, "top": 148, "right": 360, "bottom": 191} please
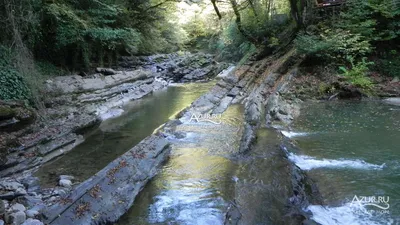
{"left": 210, "top": 0, "right": 222, "bottom": 20}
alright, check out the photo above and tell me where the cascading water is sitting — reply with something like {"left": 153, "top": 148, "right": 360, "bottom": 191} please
{"left": 282, "top": 101, "right": 400, "bottom": 225}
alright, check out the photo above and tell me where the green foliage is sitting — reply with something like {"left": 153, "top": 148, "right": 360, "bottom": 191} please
{"left": 237, "top": 44, "right": 257, "bottom": 66}
{"left": 295, "top": 28, "right": 372, "bottom": 60}
{"left": 35, "top": 0, "right": 188, "bottom": 68}
{"left": 374, "top": 50, "right": 400, "bottom": 77}
{"left": 338, "top": 0, "right": 400, "bottom": 42}
{"left": 44, "top": 3, "right": 88, "bottom": 49}
{"left": 339, "top": 57, "right": 374, "bottom": 89}
{"left": 208, "top": 21, "right": 256, "bottom": 62}
{"left": 35, "top": 61, "right": 67, "bottom": 77}
{"left": 86, "top": 28, "right": 141, "bottom": 51}
{"left": 0, "top": 46, "right": 31, "bottom": 101}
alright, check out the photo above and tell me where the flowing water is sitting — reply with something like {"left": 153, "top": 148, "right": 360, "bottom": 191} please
{"left": 118, "top": 105, "right": 304, "bottom": 225}
{"left": 36, "top": 78, "right": 400, "bottom": 225}
{"left": 283, "top": 101, "right": 400, "bottom": 225}
{"left": 35, "top": 82, "right": 216, "bottom": 185}
{"left": 117, "top": 105, "right": 245, "bottom": 225}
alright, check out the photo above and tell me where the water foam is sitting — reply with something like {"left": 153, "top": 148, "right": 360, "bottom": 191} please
{"left": 281, "top": 131, "right": 310, "bottom": 138}
{"left": 99, "top": 108, "right": 124, "bottom": 121}
{"left": 288, "top": 153, "right": 385, "bottom": 171}
{"left": 307, "top": 203, "right": 393, "bottom": 225}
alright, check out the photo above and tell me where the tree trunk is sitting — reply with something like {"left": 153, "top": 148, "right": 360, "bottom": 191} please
{"left": 248, "top": 0, "right": 260, "bottom": 23}
{"left": 211, "top": 0, "right": 222, "bottom": 20}
{"left": 289, "top": 0, "right": 303, "bottom": 28}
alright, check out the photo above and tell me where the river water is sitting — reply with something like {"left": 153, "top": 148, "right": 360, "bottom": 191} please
{"left": 35, "top": 82, "right": 216, "bottom": 185}
{"left": 117, "top": 105, "right": 305, "bottom": 225}
{"left": 36, "top": 78, "right": 400, "bottom": 225}
{"left": 283, "top": 101, "right": 400, "bottom": 225}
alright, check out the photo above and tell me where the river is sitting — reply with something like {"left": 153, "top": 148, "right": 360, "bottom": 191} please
{"left": 35, "top": 82, "right": 216, "bottom": 186}
{"left": 284, "top": 101, "right": 400, "bottom": 225}
{"left": 36, "top": 79, "right": 400, "bottom": 224}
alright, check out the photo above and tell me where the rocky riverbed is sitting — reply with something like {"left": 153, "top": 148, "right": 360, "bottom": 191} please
{"left": 0, "top": 52, "right": 228, "bottom": 225}
{"left": 1, "top": 49, "right": 399, "bottom": 225}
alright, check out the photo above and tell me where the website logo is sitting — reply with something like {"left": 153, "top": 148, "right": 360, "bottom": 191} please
{"left": 351, "top": 195, "right": 390, "bottom": 214}
{"left": 189, "top": 113, "right": 222, "bottom": 125}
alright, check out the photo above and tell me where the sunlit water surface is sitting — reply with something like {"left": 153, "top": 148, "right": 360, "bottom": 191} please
{"left": 35, "top": 82, "right": 216, "bottom": 185}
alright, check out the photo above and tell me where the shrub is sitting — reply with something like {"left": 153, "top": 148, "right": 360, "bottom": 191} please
{"left": 339, "top": 57, "right": 374, "bottom": 89}
{"left": 0, "top": 46, "right": 31, "bottom": 101}
{"left": 295, "top": 29, "right": 372, "bottom": 61}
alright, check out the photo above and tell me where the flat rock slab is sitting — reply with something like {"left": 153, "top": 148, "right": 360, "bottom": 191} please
{"left": 47, "top": 70, "right": 151, "bottom": 94}
{"left": 42, "top": 135, "right": 170, "bottom": 224}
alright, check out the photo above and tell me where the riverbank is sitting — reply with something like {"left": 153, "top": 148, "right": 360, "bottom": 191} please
{"left": 0, "top": 52, "right": 228, "bottom": 225}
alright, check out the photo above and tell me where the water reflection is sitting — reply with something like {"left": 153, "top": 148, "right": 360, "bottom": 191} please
{"left": 35, "top": 82, "right": 216, "bottom": 186}
{"left": 117, "top": 105, "right": 244, "bottom": 225}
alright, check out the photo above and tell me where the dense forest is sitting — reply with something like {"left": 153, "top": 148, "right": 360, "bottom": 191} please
{"left": 0, "top": 0, "right": 399, "bottom": 105}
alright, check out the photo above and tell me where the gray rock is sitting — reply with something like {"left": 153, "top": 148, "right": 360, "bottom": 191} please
{"left": 0, "top": 192, "right": 19, "bottom": 201}
{"left": 59, "top": 175, "right": 74, "bottom": 181}
{"left": 18, "top": 195, "right": 43, "bottom": 209}
{"left": 42, "top": 135, "right": 171, "bottom": 225}
{"left": 15, "top": 188, "right": 27, "bottom": 195}
{"left": 245, "top": 100, "right": 261, "bottom": 126}
{"left": 9, "top": 203, "right": 26, "bottom": 213}
{"left": 58, "top": 179, "right": 72, "bottom": 188}
{"left": 25, "top": 210, "right": 39, "bottom": 218}
{"left": 95, "top": 68, "right": 117, "bottom": 76}
{"left": 20, "top": 177, "right": 40, "bottom": 193}
{"left": 21, "top": 218, "right": 44, "bottom": 225}
{"left": 5, "top": 211, "right": 26, "bottom": 225}
{"left": 52, "top": 187, "right": 69, "bottom": 197}
{"left": 0, "top": 181, "right": 25, "bottom": 192}
{"left": 224, "top": 201, "right": 242, "bottom": 225}
{"left": 0, "top": 200, "right": 5, "bottom": 215}
{"left": 212, "top": 96, "right": 233, "bottom": 114}
{"left": 2, "top": 200, "right": 9, "bottom": 209}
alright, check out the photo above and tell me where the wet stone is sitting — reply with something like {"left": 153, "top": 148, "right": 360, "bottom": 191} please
{"left": 5, "top": 211, "right": 26, "bottom": 225}
{"left": 21, "top": 218, "right": 44, "bottom": 225}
